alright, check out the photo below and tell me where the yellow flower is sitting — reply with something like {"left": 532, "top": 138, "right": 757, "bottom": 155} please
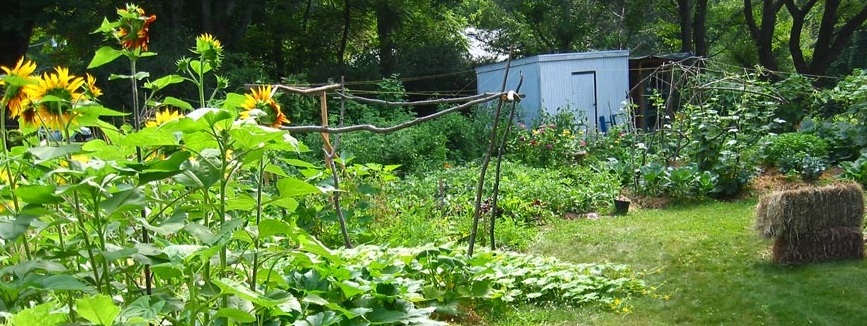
{"left": 1, "top": 57, "right": 38, "bottom": 119}
{"left": 23, "top": 67, "right": 85, "bottom": 130}
{"left": 239, "top": 86, "right": 288, "bottom": 128}
{"left": 84, "top": 73, "right": 103, "bottom": 98}
{"left": 196, "top": 33, "right": 224, "bottom": 65}
{"left": 146, "top": 109, "right": 182, "bottom": 128}
{"left": 115, "top": 4, "right": 156, "bottom": 52}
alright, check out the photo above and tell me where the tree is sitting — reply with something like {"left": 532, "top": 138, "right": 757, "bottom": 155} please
{"left": 785, "top": 0, "right": 867, "bottom": 77}
{"left": 744, "top": 0, "right": 867, "bottom": 76}
{"left": 0, "top": 1, "right": 52, "bottom": 67}
{"left": 676, "top": 0, "right": 709, "bottom": 56}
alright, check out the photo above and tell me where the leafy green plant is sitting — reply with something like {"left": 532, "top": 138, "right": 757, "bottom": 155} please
{"left": 508, "top": 110, "right": 589, "bottom": 168}
{"left": 839, "top": 151, "right": 867, "bottom": 185}
{"left": 757, "top": 132, "right": 829, "bottom": 168}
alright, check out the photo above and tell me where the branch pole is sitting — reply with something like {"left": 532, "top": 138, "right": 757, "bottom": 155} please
{"left": 489, "top": 74, "right": 524, "bottom": 250}
{"left": 468, "top": 46, "right": 514, "bottom": 257}
{"left": 280, "top": 92, "right": 504, "bottom": 134}
{"left": 318, "top": 90, "right": 353, "bottom": 248}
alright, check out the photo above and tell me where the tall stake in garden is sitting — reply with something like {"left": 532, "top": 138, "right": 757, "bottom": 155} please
{"left": 489, "top": 74, "right": 523, "bottom": 250}
{"left": 320, "top": 89, "right": 353, "bottom": 248}
{"left": 468, "top": 46, "right": 513, "bottom": 257}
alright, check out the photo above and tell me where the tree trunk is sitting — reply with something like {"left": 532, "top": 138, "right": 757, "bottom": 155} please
{"left": 338, "top": 0, "right": 352, "bottom": 75}
{"left": 692, "top": 0, "right": 708, "bottom": 56}
{"left": 0, "top": 4, "right": 37, "bottom": 68}
{"left": 375, "top": 1, "right": 398, "bottom": 77}
{"left": 743, "top": 0, "right": 785, "bottom": 72}
{"left": 677, "top": 0, "right": 694, "bottom": 53}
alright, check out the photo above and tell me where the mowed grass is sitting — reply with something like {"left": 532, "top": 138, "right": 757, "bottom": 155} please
{"left": 472, "top": 200, "right": 867, "bottom": 325}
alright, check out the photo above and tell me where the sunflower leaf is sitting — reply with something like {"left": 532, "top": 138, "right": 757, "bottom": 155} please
{"left": 162, "top": 97, "right": 193, "bottom": 111}
{"left": 145, "top": 75, "right": 185, "bottom": 92}
{"left": 88, "top": 46, "right": 124, "bottom": 69}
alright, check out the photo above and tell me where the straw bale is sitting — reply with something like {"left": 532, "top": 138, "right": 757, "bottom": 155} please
{"left": 755, "top": 182, "right": 864, "bottom": 238}
{"left": 771, "top": 227, "right": 865, "bottom": 264}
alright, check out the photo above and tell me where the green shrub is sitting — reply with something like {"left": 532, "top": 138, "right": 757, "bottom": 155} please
{"left": 758, "top": 132, "right": 829, "bottom": 168}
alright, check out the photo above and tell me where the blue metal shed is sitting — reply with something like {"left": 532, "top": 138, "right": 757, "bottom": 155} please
{"left": 475, "top": 50, "right": 630, "bottom": 132}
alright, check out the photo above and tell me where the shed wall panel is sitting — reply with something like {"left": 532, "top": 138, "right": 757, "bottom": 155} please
{"left": 475, "top": 50, "right": 629, "bottom": 131}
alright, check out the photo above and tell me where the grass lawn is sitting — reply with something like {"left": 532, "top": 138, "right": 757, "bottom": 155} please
{"left": 471, "top": 200, "right": 867, "bottom": 325}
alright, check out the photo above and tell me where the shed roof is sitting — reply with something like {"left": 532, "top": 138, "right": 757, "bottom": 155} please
{"left": 475, "top": 50, "right": 630, "bottom": 74}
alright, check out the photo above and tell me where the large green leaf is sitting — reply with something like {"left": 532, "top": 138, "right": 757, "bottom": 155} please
{"left": 76, "top": 294, "right": 121, "bottom": 325}
{"left": 150, "top": 263, "right": 184, "bottom": 279}
{"left": 136, "top": 151, "right": 191, "bottom": 185}
{"left": 118, "top": 296, "right": 165, "bottom": 325}
{"left": 10, "top": 301, "right": 67, "bottom": 326}
{"left": 99, "top": 187, "right": 146, "bottom": 217}
{"left": 222, "top": 93, "right": 247, "bottom": 110}
{"left": 277, "top": 178, "right": 322, "bottom": 197}
{"left": 144, "top": 75, "right": 185, "bottom": 92}
{"left": 28, "top": 144, "right": 82, "bottom": 164}
{"left": 15, "top": 185, "right": 63, "bottom": 204}
{"left": 293, "top": 311, "right": 342, "bottom": 326}
{"left": 258, "top": 219, "right": 293, "bottom": 238}
{"left": 296, "top": 232, "right": 341, "bottom": 263}
{"left": 214, "top": 278, "right": 299, "bottom": 309}
{"left": 225, "top": 195, "right": 255, "bottom": 211}
{"left": 33, "top": 274, "right": 94, "bottom": 292}
{"left": 118, "top": 128, "right": 180, "bottom": 147}
{"left": 174, "top": 159, "right": 221, "bottom": 189}
{"left": 73, "top": 105, "right": 128, "bottom": 117}
{"left": 215, "top": 308, "right": 256, "bottom": 323}
{"left": 162, "top": 96, "right": 193, "bottom": 111}
{"left": 87, "top": 46, "right": 123, "bottom": 69}
{"left": 0, "top": 211, "right": 38, "bottom": 240}
{"left": 267, "top": 196, "right": 298, "bottom": 211}
{"left": 182, "top": 223, "right": 217, "bottom": 245}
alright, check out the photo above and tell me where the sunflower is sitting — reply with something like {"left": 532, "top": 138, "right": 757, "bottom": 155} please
{"left": 240, "top": 86, "right": 288, "bottom": 128}
{"left": 196, "top": 33, "right": 224, "bottom": 66}
{"left": 23, "top": 67, "right": 85, "bottom": 129}
{"left": 146, "top": 109, "right": 182, "bottom": 128}
{"left": 84, "top": 73, "right": 103, "bottom": 98}
{"left": 1, "top": 57, "right": 37, "bottom": 119}
{"left": 115, "top": 4, "right": 157, "bottom": 52}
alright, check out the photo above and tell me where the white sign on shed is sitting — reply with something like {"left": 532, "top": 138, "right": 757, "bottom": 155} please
{"left": 475, "top": 50, "right": 630, "bottom": 132}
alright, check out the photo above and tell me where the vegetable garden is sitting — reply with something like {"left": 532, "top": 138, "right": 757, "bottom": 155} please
{"left": 2, "top": 4, "right": 867, "bottom": 326}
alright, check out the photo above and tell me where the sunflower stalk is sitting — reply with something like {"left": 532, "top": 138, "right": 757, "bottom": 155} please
{"left": 0, "top": 96, "right": 29, "bottom": 261}
{"left": 251, "top": 154, "right": 267, "bottom": 290}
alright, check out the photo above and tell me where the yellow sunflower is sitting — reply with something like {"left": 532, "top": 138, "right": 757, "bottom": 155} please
{"left": 23, "top": 67, "right": 85, "bottom": 130}
{"left": 84, "top": 73, "right": 103, "bottom": 98}
{"left": 115, "top": 4, "right": 156, "bottom": 52}
{"left": 240, "top": 86, "right": 289, "bottom": 128}
{"left": 146, "top": 109, "right": 182, "bottom": 128}
{"left": 1, "top": 57, "right": 37, "bottom": 119}
{"left": 196, "top": 33, "right": 224, "bottom": 65}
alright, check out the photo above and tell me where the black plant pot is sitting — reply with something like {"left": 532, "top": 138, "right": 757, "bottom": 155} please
{"left": 613, "top": 199, "right": 631, "bottom": 216}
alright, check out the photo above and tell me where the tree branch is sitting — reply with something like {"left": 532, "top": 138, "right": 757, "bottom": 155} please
{"left": 279, "top": 93, "right": 506, "bottom": 134}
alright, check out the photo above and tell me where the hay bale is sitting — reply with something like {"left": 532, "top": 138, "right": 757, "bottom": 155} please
{"left": 772, "top": 227, "right": 865, "bottom": 264}
{"left": 755, "top": 182, "right": 865, "bottom": 264}
{"left": 755, "top": 182, "right": 864, "bottom": 238}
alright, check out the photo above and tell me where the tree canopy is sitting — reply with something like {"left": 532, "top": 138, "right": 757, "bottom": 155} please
{"left": 4, "top": 0, "right": 867, "bottom": 91}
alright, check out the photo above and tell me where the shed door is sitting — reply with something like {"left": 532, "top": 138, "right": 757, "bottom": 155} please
{"left": 570, "top": 71, "right": 598, "bottom": 131}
